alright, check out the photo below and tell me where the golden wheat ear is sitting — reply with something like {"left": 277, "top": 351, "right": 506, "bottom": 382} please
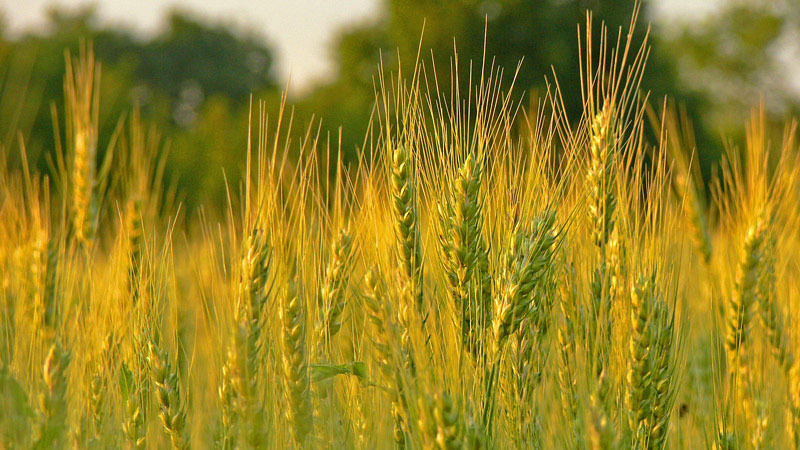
{"left": 63, "top": 43, "right": 101, "bottom": 246}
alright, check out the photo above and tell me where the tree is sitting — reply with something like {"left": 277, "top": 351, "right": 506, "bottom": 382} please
{"left": 298, "top": 0, "right": 696, "bottom": 163}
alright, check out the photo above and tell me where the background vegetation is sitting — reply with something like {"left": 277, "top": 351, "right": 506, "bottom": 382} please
{"left": 1, "top": 0, "right": 798, "bottom": 212}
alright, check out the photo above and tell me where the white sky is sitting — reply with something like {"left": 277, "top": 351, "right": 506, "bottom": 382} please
{"left": 1, "top": 0, "right": 381, "bottom": 93}
{"left": 0, "top": 0, "right": 717, "bottom": 93}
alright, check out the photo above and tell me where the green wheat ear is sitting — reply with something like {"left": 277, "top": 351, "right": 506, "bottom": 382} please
{"left": 626, "top": 273, "right": 678, "bottom": 449}
{"left": 438, "top": 153, "right": 490, "bottom": 352}
{"left": 36, "top": 340, "right": 70, "bottom": 448}
{"left": 418, "top": 391, "right": 464, "bottom": 450}
{"left": 363, "top": 267, "right": 408, "bottom": 448}
{"left": 391, "top": 144, "right": 424, "bottom": 310}
{"left": 493, "top": 211, "right": 556, "bottom": 354}
{"left": 281, "top": 276, "right": 313, "bottom": 446}
{"left": 317, "top": 227, "right": 354, "bottom": 346}
{"left": 147, "top": 340, "right": 189, "bottom": 450}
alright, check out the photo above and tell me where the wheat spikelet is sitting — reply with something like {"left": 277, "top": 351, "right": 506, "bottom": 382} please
{"left": 213, "top": 226, "right": 271, "bottom": 448}
{"left": 606, "top": 226, "right": 625, "bottom": 304}
{"left": 310, "top": 228, "right": 354, "bottom": 443}
{"left": 556, "top": 264, "right": 580, "bottom": 431}
{"left": 237, "top": 229, "right": 271, "bottom": 370}
{"left": 787, "top": 364, "right": 800, "bottom": 449}
{"left": 281, "top": 276, "right": 312, "bottom": 446}
{"left": 237, "top": 227, "right": 271, "bottom": 446}
{"left": 587, "top": 106, "right": 616, "bottom": 249}
{"left": 437, "top": 154, "right": 490, "bottom": 350}
{"left": 64, "top": 45, "right": 99, "bottom": 244}
{"left": 363, "top": 268, "right": 395, "bottom": 380}
{"left": 29, "top": 231, "right": 46, "bottom": 327}
{"left": 391, "top": 144, "right": 424, "bottom": 310}
{"left": 349, "top": 379, "right": 369, "bottom": 449}
{"left": 419, "top": 391, "right": 464, "bottom": 450}
{"left": 217, "top": 343, "right": 242, "bottom": 449}
{"left": 125, "top": 198, "right": 145, "bottom": 305}
{"left": 756, "top": 234, "right": 793, "bottom": 371}
{"left": 492, "top": 211, "right": 556, "bottom": 354}
{"left": 147, "top": 340, "right": 189, "bottom": 450}
{"left": 657, "top": 104, "right": 714, "bottom": 264}
{"left": 725, "top": 214, "right": 766, "bottom": 370}
{"left": 36, "top": 340, "right": 70, "bottom": 448}
{"left": 623, "top": 273, "right": 678, "bottom": 449}
{"left": 119, "top": 358, "right": 147, "bottom": 450}
{"left": 89, "top": 371, "right": 104, "bottom": 439}
{"left": 363, "top": 267, "right": 407, "bottom": 447}
{"left": 681, "top": 177, "right": 713, "bottom": 264}
{"left": 122, "top": 289, "right": 152, "bottom": 449}
{"left": 317, "top": 227, "right": 354, "bottom": 346}
{"left": 87, "top": 335, "right": 116, "bottom": 444}
{"left": 626, "top": 275, "right": 653, "bottom": 444}
{"left": 509, "top": 316, "right": 539, "bottom": 404}
{"left": 587, "top": 371, "right": 616, "bottom": 450}
{"left": 647, "top": 303, "right": 677, "bottom": 449}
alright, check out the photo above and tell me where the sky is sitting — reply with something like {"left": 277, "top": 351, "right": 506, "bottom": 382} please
{"left": 1, "top": 0, "right": 380, "bottom": 93}
{"left": 0, "top": 0, "right": 717, "bottom": 93}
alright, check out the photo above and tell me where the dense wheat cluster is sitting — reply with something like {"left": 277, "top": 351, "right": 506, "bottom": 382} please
{"left": 3, "top": 14, "right": 800, "bottom": 449}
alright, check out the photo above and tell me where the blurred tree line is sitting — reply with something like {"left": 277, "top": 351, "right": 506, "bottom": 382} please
{"left": 1, "top": 0, "right": 798, "bottom": 213}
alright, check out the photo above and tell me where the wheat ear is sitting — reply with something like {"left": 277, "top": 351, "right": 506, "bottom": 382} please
{"left": 587, "top": 370, "right": 616, "bottom": 450}
{"left": 281, "top": 276, "right": 313, "bottom": 446}
{"left": 419, "top": 391, "right": 464, "bottom": 450}
{"left": 121, "top": 360, "right": 147, "bottom": 450}
{"left": 126, "top": 198, "right": 145, "bottom": 305}
{"left": 147, "top": 340, "right": 189, "bottom": 450}
{"left": 317, "top": 227, "right": 354, "bottom": 346}
{"left": 391, "top": 144, "right": 424, "bottom": 310}
{"left": 437, "top": 154, "right": 489, "bottom": 351}
{"left": 363, "top": 267, "right": 408, "bottom": 448}
{"left": 236, "top": 227, "right": 271, "bottom": 446}
{"left": 626, "top": 274, "right": 677, "bottom": 449}
{"left": 754, "top": 234, "right": 800, "bottom": 447}
{"left": 492, "top": 211, "right": 556, "bottom": 354}
{"left": 65, "top": 46, "right": 99, "bottom": 244}
{"left": 36, "top": 340, "right": 70, "bottom": 448}
{"left": 725, "top": 215, "right": 766, "bottom": 370}
{"left": 587, "top": 106, "right": 616, "bottom": 249}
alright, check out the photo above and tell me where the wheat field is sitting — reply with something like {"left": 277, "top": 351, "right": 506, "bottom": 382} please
{"left": 1, "top": 13, "right": 800, "bottom": 450}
